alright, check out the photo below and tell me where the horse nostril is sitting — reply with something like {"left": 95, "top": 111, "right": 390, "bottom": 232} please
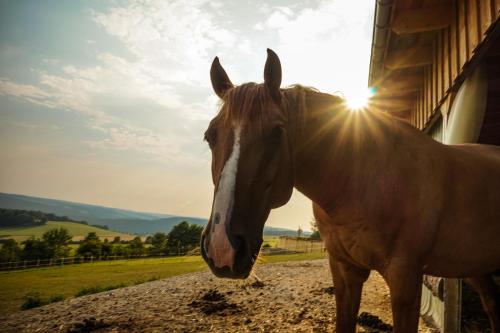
{"left": 233, "top": 236, "right": 248, "bottom": 263}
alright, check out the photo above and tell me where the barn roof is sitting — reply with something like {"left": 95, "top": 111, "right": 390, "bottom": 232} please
{"left": 368, "top": 0, "right": 500, "bottom": 137}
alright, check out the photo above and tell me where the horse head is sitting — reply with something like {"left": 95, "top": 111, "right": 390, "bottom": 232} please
{"left": 201, "top": 49, "right": 294, "bottom": 278}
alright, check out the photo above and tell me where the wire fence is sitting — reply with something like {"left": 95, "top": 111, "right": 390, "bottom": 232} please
{"left": 0, "top": 253, "right": 190, "bottom": 272}
{"left": 0, "top": 237, "right": 326, "bottom": 272}
{"left": 277, "top": 236, "right": 326, "bottom": 253}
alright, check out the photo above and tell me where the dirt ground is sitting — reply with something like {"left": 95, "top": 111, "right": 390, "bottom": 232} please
{"left": 0, "top": 259, "right": 437, "bottom": 333}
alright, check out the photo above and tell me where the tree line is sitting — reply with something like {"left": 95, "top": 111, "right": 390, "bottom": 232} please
{"left": 0, "top": 221, "right": 203, "bottom": 262}
{"left": 0, "top": 208, "right": 89, "bottom": 228}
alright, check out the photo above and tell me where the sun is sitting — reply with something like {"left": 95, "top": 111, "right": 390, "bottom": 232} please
{"left": 345, "top": 87, "right": 375, "bottom": 111}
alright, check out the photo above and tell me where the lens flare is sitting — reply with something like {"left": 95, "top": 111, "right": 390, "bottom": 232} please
{"left": 345, "top": 87, "right": 375, "bottom": 111}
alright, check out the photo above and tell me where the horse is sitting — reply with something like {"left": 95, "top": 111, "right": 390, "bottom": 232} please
{"left": 200, "top": 49, "right": 500, "bottom": 333}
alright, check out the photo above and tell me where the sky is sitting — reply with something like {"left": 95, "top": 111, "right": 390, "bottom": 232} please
{"left": 0, "top": 0, "right": 375, "bottom": 231}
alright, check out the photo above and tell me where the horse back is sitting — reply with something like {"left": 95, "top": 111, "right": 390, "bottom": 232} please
{"left": 424, "top": 142, "right": 500, "bottom": 277}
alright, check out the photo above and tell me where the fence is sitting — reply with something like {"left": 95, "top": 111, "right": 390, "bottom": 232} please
{"left": 0, "top": 238, "right": 326, "bottom": 272}
{"left": 0, "top": 253, "right": 187, "bottom": 272}
{"left": 278, "top": 236, "right": 325, "bottom": 253}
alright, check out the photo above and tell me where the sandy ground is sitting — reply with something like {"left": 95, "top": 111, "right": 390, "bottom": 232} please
{"left": 0, "top": 259, "right": 437, "bottom": 333}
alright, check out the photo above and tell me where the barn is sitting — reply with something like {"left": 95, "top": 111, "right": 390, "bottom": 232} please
{"left": 367, "top": 0, "right": 500, "bottom": 332}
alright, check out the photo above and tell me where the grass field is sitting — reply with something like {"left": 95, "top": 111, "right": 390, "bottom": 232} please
{"left": 262, "top": 236, "right": 280, "bottom": 248}
{"left": 0, "top": 252, "right": 327, "bottom": 316}
{"left": 0, "top": 221, "right": 133, "bottom": 242}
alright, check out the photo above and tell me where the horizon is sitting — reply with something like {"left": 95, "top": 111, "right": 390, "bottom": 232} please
{"left": 0, "top": 0, "right": 375, "bottom": 232}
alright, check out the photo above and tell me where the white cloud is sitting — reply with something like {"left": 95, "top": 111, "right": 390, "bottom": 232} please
{"left": 266, "top": 7, "right": 293, "bottom": 29}
{"left": 1, "top": 120, "right": 59, "bottom": 131}
{"left": 0, "top": 77, "right": 59, "bottom": 109}
{"left": 86, "top": 124, "right": 186, "bottom": 163}
{"left": 92, "top": 0, "right": 241, "bottom": 86}
{"left": 0, "top": 77, "right": 51, "bottom": 99}
{"left": 258, "top": 0, "right": 374, "bottom": 99}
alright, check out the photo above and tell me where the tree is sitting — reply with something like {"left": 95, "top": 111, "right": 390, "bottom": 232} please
{"left": 22, "top": 238, "right": 50, "bottom": 260}
{"left": 167, "top": 221, "right": 203, "bottom": 254}
{"left": 42, "top": 227, "right": 72, "bottom": 258}
{"left": 309, "top": 218, "right": 321, "bottom": 240}
{"left": 112, "top": 244, "right": 131, "bottom": 256}
{"left": 149, "top": 232, "right": 167, "bottom": 256}
{"left": 101, "top": 239, "right": 112, "bottom": 257}
{"left": 0, "top": 239, "right": 22, "bottom": 262}
{"left": 297, "top": 225, "right": 303, "bottom": 238}
{"left": 77, "top": 232, "right": 102, "bottom": 257}
{"left": 112, "top": 236, "right": 121, "bottom": 244}
{"left": 129, "top": 236, "right": 145, "bottom": 256}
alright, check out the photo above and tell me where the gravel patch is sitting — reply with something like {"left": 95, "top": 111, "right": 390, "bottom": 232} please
{"left": 0, "top": 259, "right": 436, "bottom": 332}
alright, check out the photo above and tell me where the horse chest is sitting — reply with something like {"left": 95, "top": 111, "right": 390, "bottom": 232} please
{"left": 319, "top": 216, "right": 391, "bottom": 270}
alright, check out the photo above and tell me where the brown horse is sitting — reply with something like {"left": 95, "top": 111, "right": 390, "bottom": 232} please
{"left": 200, "top": 49, "right": 500, "bottom": 333}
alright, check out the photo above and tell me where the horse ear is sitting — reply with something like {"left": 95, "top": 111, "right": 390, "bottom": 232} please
{"left": 264, "top": 48, "right": 282, "bottom": 104}
{"left": 210, "top": 57, "right": 233, "bottom": 99}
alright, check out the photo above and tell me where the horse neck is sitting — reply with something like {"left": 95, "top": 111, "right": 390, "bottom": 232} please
{"left": 284, "top": 88, "right": 408, "bottom": 211}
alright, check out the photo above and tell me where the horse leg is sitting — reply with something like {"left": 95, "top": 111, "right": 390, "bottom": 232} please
{"left": 329, "top": 255, "right": 370, "bottom": 333}
{"left": 384, "top": 265, "right": 423, "bottom": 333}
{"left": 465, "top": 275, "right": 500, "bottom": 333}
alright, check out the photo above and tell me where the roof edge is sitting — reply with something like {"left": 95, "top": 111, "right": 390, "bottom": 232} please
{"left": 368, "top": 0, "right": 393, "bottom": 87}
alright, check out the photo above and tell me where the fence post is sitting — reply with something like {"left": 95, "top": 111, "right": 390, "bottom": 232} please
{"left": 90, "top": 255, "right": 93, "bottom": 263}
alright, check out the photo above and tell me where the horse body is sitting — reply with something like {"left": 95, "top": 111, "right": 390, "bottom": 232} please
{"left": 202, "top": 49, "right": 500, "bottom": 333}
{"left": 426, "top": 144, "right": 500, "bottom": 276}
{"left": 292, "top": 93, "right": 500, "bottom": 278}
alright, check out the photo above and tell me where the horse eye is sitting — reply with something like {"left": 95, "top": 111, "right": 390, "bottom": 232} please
{"left": 204, "top": 130, "right": 216, "bottom": 148}
{"left": 267, "top": 125, "right": 283, "bottom": 143}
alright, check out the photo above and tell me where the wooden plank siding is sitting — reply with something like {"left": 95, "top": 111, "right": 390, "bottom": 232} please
{"left": 467, "top": 0, "right": 479, "bottom": 54}
{"left": 458, "top": 0, "right": 469, "bottom": 70}
{"left": 405, "top": 0, "right": 499, "bottom": 129}
{"left": 443, "top": 28, "right": 451, "bottom": 97}
{"left": 450, "top": 1, "right": 459, "bottom": 84}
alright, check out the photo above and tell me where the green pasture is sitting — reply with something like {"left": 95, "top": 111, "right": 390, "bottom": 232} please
{"left": 0, "top": 221, "right": 133, "bottom": 242}
{"left": 262, "top": 236, "right": 280, "bottom": 248}
{"left": 0, "top": 251, "right": 326, "bottom": 316}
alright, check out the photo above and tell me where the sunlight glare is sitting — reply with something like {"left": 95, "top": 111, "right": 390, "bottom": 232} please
{"left": 345, "top": 87, "right": 375, "bottom": 111}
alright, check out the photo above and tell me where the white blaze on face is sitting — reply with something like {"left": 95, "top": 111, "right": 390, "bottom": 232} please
{"left": 207, "top": 125, "right": 242, "bottom": 268}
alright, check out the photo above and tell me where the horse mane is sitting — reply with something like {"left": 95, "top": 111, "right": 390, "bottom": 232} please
{"left": 217, "top": 83, "right": 345, "bottom": 136}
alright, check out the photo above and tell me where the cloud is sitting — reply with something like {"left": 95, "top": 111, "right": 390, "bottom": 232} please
{"left": 0, "top": 120, "right": 59, "bottom": 131}
{"left": 0, "top": 77, "right": 58, "bottom": 109}
{"left": 0, "top": 0, "right": 255, "bottom": 167}
{"left": 0, "top": 77, "right": 50, "bottom": 99}
{"left": 257, "top": 0, "right": 374, "bottom": 98}
{"left": 265, "top": 7, "right": 294, "bottom": 29}
{"left": 92, "top": 0, "right": 240, "bottom": 86}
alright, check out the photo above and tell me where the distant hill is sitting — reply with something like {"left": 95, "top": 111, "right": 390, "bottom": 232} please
{"left": 0, "top": 193, "right": 309, "bottom": 236}
{"left": 99, "top": 217, "right": 208, "bottom": 235}
{"left": 0, "top": 193, "right": 170, "bottom": 221}
{"left": 0, "top": 221, "right": 133, "bottom": 242}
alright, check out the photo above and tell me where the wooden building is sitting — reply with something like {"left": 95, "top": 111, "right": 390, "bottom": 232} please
{"left": 368, "top": 1, "right": 499, "bottom": 332}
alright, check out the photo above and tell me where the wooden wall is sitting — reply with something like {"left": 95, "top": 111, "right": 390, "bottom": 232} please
{"left": 410, "top": 0, "right": 500, "bottom": 130}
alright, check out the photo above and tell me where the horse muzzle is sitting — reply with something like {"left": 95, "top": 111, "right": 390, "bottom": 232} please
{"left": 201, "top": 232, "right": 258, "bottom": 279}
